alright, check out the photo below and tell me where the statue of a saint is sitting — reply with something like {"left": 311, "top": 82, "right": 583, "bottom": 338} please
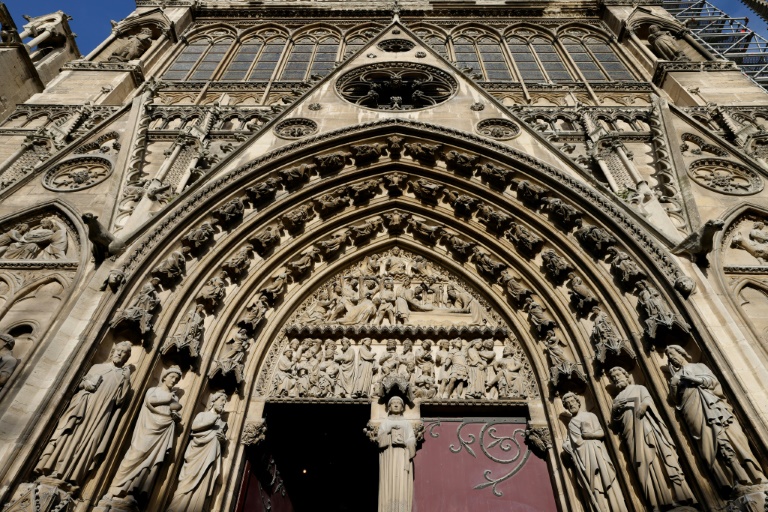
{"left": 108, "top": 27, "right": 153, "bottom": 62}
{"left": 35, "top": 342, "right": 132, "bottom": 485}
{"left": 665, "top": 345, "right": 766, "bottom": 488}
{"left": 110, "top": 277, "right": 162, "bottom": 335}
{"left": 561, "top": 392, "right": 627, "bottom": 512}
{"left": 106, "top": 366, "right": 183, "bottom": 500}
{"left": 647, "top": 25, "right": 688, "bottom": 61}
{"left": 377, "top": 396, "right": 417, "bottom": 512}
{"left": 608, "top": 367, "right": 694, "bottom": 508}
{"left": 167, "top": 392, "right": 228, "bottom": 512}
{"left": 352, "top": 338, "right": 376, "bottom": 398}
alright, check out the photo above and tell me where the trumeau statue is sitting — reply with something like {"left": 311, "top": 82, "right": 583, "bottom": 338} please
{"left": 36, "top": 342, "right": 132, "bottom": 485}
{"left": 377, "top": 396, "right": 417, "bottom": 512}
{"left": 561, "top": 392, "right": 627, "bottom": 512}
{"left": 105, "top": 366, "right": 183, "bottom": 502}
{"left": 608, "top": 367, "right": 694, "bottom": 509}
{"left": 665, "top": 345, "right": 766, "bottom": 489}
{"left": 166, "top": 392, "right": 228, "bottom": 512}
{"left": 0, "top": 333, "right": 18, "bottom": 388}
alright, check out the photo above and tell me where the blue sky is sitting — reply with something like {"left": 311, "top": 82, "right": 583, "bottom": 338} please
{"left": 4, "top": 0, "right": 135, "bottom": 55}
{"left": 3, "top": 0, "right": 768, "bottom": 55}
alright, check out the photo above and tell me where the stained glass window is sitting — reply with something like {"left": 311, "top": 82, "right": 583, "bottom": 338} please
{"left": 453, "top": 33, "right": 513, "bottom": 81}
{"left": 164, "top": 38, "right": 235, "bottom": 81}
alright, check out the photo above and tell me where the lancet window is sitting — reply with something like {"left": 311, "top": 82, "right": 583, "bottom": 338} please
{"left": 451, "top": 29, "right": 514, "bottom": 81}
{"left": 560, "top": 32, "right": 634, "bottom": 82}
{"left": 162, "top": 35, "right": 234, "bottom": 81}
{"left": 278, "top": 32, "right": 340, "bottom": 81}
{"left": 413, "top": 26, "right": 448, "bottom": 58}
{"left": 221, "top": 34, "right": 288, "bottom": 81}
{"left": 506, "top": 35, "right": 573, "bottom": 83}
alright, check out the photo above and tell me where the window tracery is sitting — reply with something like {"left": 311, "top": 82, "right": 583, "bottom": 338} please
{"left": 560, "top": 29, "right": 634, "bottom": 82}
{"left": 163, "top": 34, "right": 235, "bottom": 81}
{"left": 506, "top": 31, "right": 572, "bottom": 83}
{"left": 221, "top": 33, "right": 287, "bottom": 82}
{"left": 451, "top": 29, "right": 513, "bottom": 81}
{"left": 278, "top": 30, "right": 339, "bottom": 82}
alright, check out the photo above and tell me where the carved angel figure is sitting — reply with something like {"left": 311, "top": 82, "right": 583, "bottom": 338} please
{"left": 222, "top": 244, "right": 253, "bottom": 276}
{"left": 348, "top": 218, "right": 382, "bottom": 242}
{"left": 541, "top": 249, "right": 574, "bottom": 281}
{"left": 407, "top": 217, "right": 445, "bottom": 242}
{"left": 246, "top": 177, "right": 281, "bottom": 206}
{"left": 498, "top": 269, "right": 533, "bottom": 303}
{"left": 288, "top": 247, "right": 321, "bottom": 276}
{"left": 316, "top": 232, "right": 348, "bottom": 257}
{"left": 446, "top": 190, "right": 478, "bottom": 216}
{"left": 208, "top": 329, "right": 251, "bottom": 384}
{"left": 197, "top": 271, "right": 228, "bottom": 309}
{"left": 445, "top": 234, "right": 476, "bottom": 259}
{"left": 476, "top": 203, "right": 513, "bottom": 231}
{"left": 182, "top": 222, "right": 216, "bottom": 248}
{"left": 251, "top": 226, "right": 281, "bottom": 254}
{"left": 635, "top": 281, "right": 689, "bottom": 338}
{"left": 508, "top": 222, "right": 544, "bottom": 254}
{"left": 382, "top": 210, "right": 410, "bottom": 234}
{"left": 213, "top": 197, "right": 245, "bottom": 225}
{"left": 472, "top": 246, "right": 507, "bottom": 279}
{"left": 315, "top": 192, "right": 349, "bottom": 216}
{"left": 383, "top": 172, "right": 408, "bottom": 193}
{"left": 161, "top": 305, "right": 205, "bottom": 358}
{"left": 152, "top": 247, "right": 190, "bottom": 282}
{"left": 347, "top": 179, "right": 382, "bottom": 203}
{"left": 410, "top": 179, "right": 443, "bottom": 202}
{"left": 524, "top": 298, "right": 556, "bottom": 334}
{"left": 110, "top": 278, "right": 161, "bottom": 335}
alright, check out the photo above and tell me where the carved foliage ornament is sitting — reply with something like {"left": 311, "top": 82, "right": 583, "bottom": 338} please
{"left": 42, "top": 157, "right": 113, "bottom": 192}
{"left": 688, "top": 158, "right": 763, "bottom": 195}
{"left": 336, "top": 62, "right": 457, "bottom": 111}
{"left": 274, "top": 118, "right": 318, "bottom": 139}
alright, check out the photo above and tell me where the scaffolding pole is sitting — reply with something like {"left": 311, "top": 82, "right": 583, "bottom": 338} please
{"left": 663, "top": 0, "right": 768, "bottom": 88}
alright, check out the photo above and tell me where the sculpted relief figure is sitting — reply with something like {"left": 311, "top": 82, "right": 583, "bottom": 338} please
{"left": 222, "top": 244, "right": 253, "bottom": 276}
{"left": 2, "top": 217, "right": 68, "bottom": 260}
{"left": 378, "top": 396, "right": 417, "bottom": 512}
{"left": 353, "top": 338, "right": 377, "bottom": 398}
{"left": 108, "top": 27, "right": 153, "bottom": 62}
{"left": 731, "top": 221, "right": 768, "bottom": 264}
{"left": 561, "top": 392, "right": 627, "bottom": 512}
{"left": 36, "top": 342, "right": 132, "bottom": 485}
{"left": 665, "top": 345, "right": 766, "bottom": 488}
{"left": 0, "top": 333, "right": 18, "bottom": 388}
{"left": 487, "top": 344, "right": 524, "bottom": 399}
{"left": 167, "top": 392, "right": 228, "bottom": 512}
{"left": 105, "top": 366, "right": 183, "bottom": 502}
{"left": 608, "top": 367, "right": 694, "bottom": 509}
{"left": 0, "top": 223, "right": 28, "bottom": 258}
{"left": 152, "top": 246, "right": 191, "bottom": 283}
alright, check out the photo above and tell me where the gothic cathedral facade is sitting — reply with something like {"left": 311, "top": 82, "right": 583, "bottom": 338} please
{"left": 1, "top": 0, "right": 768, "bottom": 511}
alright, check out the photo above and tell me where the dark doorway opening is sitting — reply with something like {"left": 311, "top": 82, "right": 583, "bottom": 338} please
{"left": 237, "top": 402, "right": 378, "bottom": 512}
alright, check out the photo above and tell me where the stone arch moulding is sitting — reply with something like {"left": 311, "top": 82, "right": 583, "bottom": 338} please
{"left": 15, "top": 121, "right": 764, "bottom": 512}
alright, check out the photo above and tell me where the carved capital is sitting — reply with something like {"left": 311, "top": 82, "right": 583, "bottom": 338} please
{"left": 525, "top": 425, "right": 552, "bottom": 455}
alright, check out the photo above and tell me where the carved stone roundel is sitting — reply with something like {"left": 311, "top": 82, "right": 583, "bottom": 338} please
{"left": 688, "top": 158, "right": 764, "bottom": 195}
{"left": 377, "top": 39, "right": 416, "bottom": 52}
{"left": 336, "top": 62, "right": 457, "bottom": 111}
{"left": 42, "top": 156, "right": 113, "bottom": 192}
{"left": 274, "top": 118, "right": 319, "bottom": 140}
{"left": 476, "top": 119, "right": 522, "bottom": 140}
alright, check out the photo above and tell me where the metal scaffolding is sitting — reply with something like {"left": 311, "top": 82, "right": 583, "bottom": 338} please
{"left": 663, "top": 0, "right": 768, "bottom": 88}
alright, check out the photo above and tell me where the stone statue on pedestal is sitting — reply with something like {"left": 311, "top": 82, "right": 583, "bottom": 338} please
{"left": 378, "top": 395, "right": 416, "bottom": 512}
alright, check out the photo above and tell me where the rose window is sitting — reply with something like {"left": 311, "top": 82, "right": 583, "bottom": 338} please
{"left": 688, "top": 158, "right": 763, "bottom": 195}
{"left": 336, "top": 62, "right": 457, "bottom": 111}
{"left": 43, "top": 157, "right": 113, "bottom": 192}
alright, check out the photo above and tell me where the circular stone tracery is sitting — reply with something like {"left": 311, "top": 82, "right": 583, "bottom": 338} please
{"left": 42, "top": 156, "right": 112, "bottom": 191}
{"left": 377, "top": 39, "right": 416, "bottom": 52}
{"left": 336, "top": 62, "right": 457, "bottom": 111}
{"left": 477, "top": 119, "right": 522, "bottom": 140}
{"left": 274, "top": 118, "right": 319, "bottom": 139}
{"left": 688, "top": 158, "right": 764, "bottom": 195}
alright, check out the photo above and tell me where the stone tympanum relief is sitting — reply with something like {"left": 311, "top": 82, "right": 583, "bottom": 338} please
{"left": 167, "top": 392, "right": 228, "bottom": 512}
{"left": 729, "top": 219, "right": 768, "bottom": 265}
{"left": 260, "top": 248, "right": 539, "bottom": 402}
{"left": 0, "top": 215, "right": 74, "bottom": 261}
{"left": 101, "top": 366, "right": 182, "bottom": 508}
{"left": 35, "top": 342, "right": 132, "bottom": 487}
{"left": 608, "top": 367, "right": 695, "bottom": 509}
{"left": 665, "top": 345, "right": 766, "bottom": 490}
{"left": 561, "top": 392, "right": 627, "bottom": 512}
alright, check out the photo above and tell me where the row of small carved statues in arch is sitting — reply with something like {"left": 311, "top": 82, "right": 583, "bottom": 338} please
{"left": 270, "top": 337, "right": 534, "bottom": 401}
{"left": 561, "top": 345, "right": 766, "bottom": 510}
